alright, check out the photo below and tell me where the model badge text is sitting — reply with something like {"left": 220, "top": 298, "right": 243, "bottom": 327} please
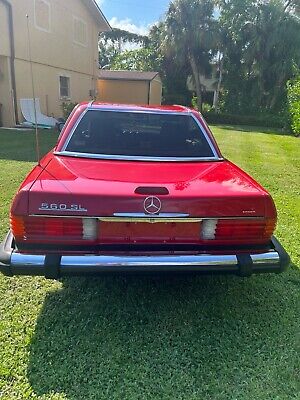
{"left": 39, "top": 203, "right": 88, "bottom": 212}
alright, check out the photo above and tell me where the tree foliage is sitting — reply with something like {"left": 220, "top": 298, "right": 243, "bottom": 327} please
{"left": 111, "top": 48, "right": 162, "bottom": 72}
{"left": 99, "top": 28, "right": 148, "bottom": 69}
{"left": 148, "top": 22, "right": 192, "bottom": 105}
{"left": 218, "top": 0, "right": 300, "bottom": 114}
{"left": 162, "top": 0, "right": 217, "bottom": 111}
{"left": 287, "top": 70, "right": 300, "bottom": 135}
{"left": 98, "top": 0, "right": 300, "bottom": 130}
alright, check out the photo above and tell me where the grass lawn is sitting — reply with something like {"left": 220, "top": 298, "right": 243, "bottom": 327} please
{"left": 0, "top": 126, "right": 299, "bottom": 400}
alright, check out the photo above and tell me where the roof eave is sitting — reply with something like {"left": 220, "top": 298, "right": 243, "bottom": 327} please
{"left": 84, "top": 0, "right": 112, "bottom": 32}
{"left": 98, "top": 71, "right": 160, "bottom": 81}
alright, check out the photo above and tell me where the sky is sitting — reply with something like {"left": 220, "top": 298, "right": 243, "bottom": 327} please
{"left": 96, "top": 0, "right": 171, "bottom": 35}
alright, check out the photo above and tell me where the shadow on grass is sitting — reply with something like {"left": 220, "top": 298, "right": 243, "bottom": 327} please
{"left": 28, "top": 267, "right": 300, "bottom": 400}
{"left": 0, "top": 130, "right": 58, "bottom": 162}
{"left": 212, "top": 124, "right": 293, "bottom": 136}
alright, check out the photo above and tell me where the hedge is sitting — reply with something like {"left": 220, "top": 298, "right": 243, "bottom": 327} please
{"left": 202, "top": 112, "right": 286, "bottom": 129}
{"left": 287, "top": 75, "right": 300, "bottom": 136}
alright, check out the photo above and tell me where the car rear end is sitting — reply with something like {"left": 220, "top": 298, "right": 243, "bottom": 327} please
{"left": 0, "top": 103, "right": 290, "bottom": 278}
{"left": 1, "top": 213, "right": 289, "bottom": 278}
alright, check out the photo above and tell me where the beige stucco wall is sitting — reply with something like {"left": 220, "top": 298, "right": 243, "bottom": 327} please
{"left": 149, "top": 77, "right": 162, "bottom": 105}
{"left": 14, "top": 59, "right": 94, "bottom": 119}
{"left": 0, "top": 56, "right": 14, "bottom": 126}
{"left": 0, "top": 3, "right": 14, "bottom": 126}
{"left": 0, "top": 0, "right": 107, "bottom": 126}
{"left": 97, "top": 80, "right": 150, "bottom": 105}
{"left": 10, "top": 0, "right": 99, "bottom": 76}
{"left": 0, "top": 2, "right": 10, "bottom": 57}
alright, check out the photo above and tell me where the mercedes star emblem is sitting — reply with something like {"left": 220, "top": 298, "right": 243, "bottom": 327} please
{"left": 143, "top": 196, "right": 162, "bottom": 214}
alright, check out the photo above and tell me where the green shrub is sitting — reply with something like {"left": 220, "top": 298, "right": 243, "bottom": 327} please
{"left": 202, "top": 103, "right": 212, "bottom": 113}
{"left": 61, "top": 102, "right": 78, "bottom": 120}
{"left": 287, "top": 76, "right": 300, "bottom": 136}
{"left": 191, "top": 94, "right": 198, "bottom": 110}
{"left": 202, "top": 112, "right": 286, "bottom": 129}
{"left": 191, "top": 95, "right": 212, "bottom": 113}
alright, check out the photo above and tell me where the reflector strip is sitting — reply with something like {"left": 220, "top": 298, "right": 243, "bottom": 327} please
{"left": 82, "top": 218, "right": 98, "bottom": 240}
{"left": 202, "top": 219, "right": 218, "bottom": 240}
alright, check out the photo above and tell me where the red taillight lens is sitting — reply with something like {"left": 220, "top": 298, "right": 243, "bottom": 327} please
{"left": 10, "top": 216, "right": 26, "bottom": 239}
{"left": 210, "top": 218, "right": 276, "bottom": 242}
{"left": 10, "top": 215, "right": 98, "bottom": 244}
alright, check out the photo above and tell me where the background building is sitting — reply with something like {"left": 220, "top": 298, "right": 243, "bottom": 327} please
{"left": 0, "top": 0, "right": 110, "bottom": 127}
{"left": 98, "top": 70, "right": 162, "bottom": 105}
{"left": 187, "top": 65, "right": 219, "bottom": 107}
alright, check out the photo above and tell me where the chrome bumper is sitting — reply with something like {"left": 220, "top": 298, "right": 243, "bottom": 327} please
{"left": 0, "top": 232, "right": 290, "bottom": 278}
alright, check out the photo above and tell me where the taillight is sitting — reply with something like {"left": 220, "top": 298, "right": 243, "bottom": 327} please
{"left": 202, "top": 218, "right": 276, "bottom": 243}
{"left": 10, "top": 215, "right": 98, "bottom": 243}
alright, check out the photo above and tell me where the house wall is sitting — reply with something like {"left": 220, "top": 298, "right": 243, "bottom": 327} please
{"left": 0, "top": 3, "right": 14, "bottom": 126}
{"left": 0, "top": 56, "right": 14, "bottom": 126}
{"left": 0, "top": 0, "right": 106, "bottom": 126}
{"left": 11, "top": 0, "right": 99, "bottom": 75}
{"left": 149, "top": 77, "right": 162, "bottom": 105}
{"left": 97, "top": 80, "right": 149, "bottom": 105}
{"left": 0, "top": 2, "right": 10, "bottom": 57}
{"left": 14, "top": 60, "right": 95, "bottom": 118}
{"left": 187, "top": 68, "right": 218, "bottom": 93}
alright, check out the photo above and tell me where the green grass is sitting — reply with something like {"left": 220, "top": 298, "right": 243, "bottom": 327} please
{"left": 0, "top": 126, "right": 299, "bottom": 400}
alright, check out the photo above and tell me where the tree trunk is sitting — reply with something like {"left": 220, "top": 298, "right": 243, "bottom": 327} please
{"left": 189, "top": 55, "right": 202, "bottom": 112}
{"left": 118, "top": 38, "right": 122, "bottom": 53}
{"left": 213, "top": 54, "right": 224, "bottom": 110}
{"left": 269, "top": 73, "right": 285, "bottom": 111}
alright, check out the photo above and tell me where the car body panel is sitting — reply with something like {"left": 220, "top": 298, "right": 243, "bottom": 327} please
{"left": 24, "top": 156, "right": 270, "bottom": 219}
{"left": 2, "top": 102, "right": 289, "bottom": 278}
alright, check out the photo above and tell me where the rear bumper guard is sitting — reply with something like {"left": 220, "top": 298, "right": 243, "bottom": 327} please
{"left": 0, "top": 231, "right": 290, "bottom": 278}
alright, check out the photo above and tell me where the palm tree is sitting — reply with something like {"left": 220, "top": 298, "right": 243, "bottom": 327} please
{"left": 243, "top": 0, "right": 300, "bottom": 110}
{"left": 213, "top": 25, "right": 231, "bottom": 109}
{"left": 217, "top": 0, "right": 300, "bottom": 113}
{"left": 163, "top": 0, "right": 217, "bottom": 111}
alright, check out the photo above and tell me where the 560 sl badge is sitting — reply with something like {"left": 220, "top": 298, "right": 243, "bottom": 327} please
{"left": 39, "top": 203, "right": 88, "bottom": 212}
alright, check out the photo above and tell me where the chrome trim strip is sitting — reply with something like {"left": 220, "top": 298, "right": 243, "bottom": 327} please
{"left": 57, "top": 108, "right": 222, "bottom": 162}
{"left": 30, "top": 214, "right": 265, "bottom": 221}
{"left": 9, "top": 249, "right": 281, "bottom": 271}
{"left": 190, "top": 113, "right": 218, "bottom": 158}
{"left": 55, "top": 151, "right": 223, "bottom": 163}
{"left": 87, "top": 107, "right": 190, "bottom": 114}
{"left": 98, "top": 217, "right": 202, "bottom": 223}
{"left": 60, "top": 108, "right": 89, "bottom": 152}
{"left": 59, "top": 254, "right": 238, "bottom": 268}
{"left": 11, "top": 253, "right": 45, "bottom": 268}
{"left": 251, "top": 252, "right": 280, "bottom": 265}
{"left": 113, "top": 213, "right": 189, "bottom": 218}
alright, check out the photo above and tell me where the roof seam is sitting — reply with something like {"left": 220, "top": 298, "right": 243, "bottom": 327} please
{"left": 99, "top": 71, "right": 160, "bottom": 81}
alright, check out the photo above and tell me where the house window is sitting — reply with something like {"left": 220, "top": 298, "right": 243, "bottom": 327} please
{"left": 34, "top": 0, "right": 51, "bottom": 32}
{"left": 73, "top": 16, "right": 87, "bottom": 46}
{"left": 59, "top": 76, "right": 70, "bottom": 99}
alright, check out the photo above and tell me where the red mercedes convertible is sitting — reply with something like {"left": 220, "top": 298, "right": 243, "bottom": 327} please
{"left": 0, "top": 103, "right": 289, "bottom": 278}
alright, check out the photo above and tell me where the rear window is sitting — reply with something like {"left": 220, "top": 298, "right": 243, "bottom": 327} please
{"left": 65, "top": 110, "right": 215, "bottom": 159}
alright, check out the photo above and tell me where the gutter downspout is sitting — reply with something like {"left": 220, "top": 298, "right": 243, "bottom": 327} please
{"left": 1, "top": 0, "right": 18, "bottom": 125}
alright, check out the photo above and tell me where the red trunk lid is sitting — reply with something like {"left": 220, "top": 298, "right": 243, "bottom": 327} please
{"left": 28, "top": 156, "right": 268, "bottom": 218}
